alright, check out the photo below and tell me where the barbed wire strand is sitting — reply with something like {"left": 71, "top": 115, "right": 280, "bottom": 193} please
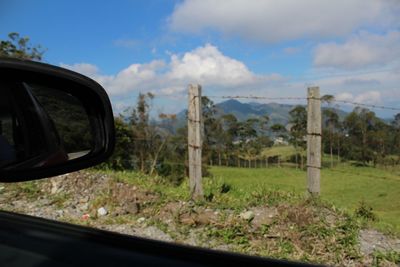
{"left": 331, "top": 100, "right": 400, "bottom": 112}
{"left": 206, "top": 95, "right": 306, "bottom": 101}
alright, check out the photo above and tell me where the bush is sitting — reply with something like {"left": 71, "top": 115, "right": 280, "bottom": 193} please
{"left": 156, "top": 162, "right": 185, "bottom": 186}
{"left": 355, "top": 201, "right": 377, "bottom": 221}
{"left": 219, "top": 182, "right": 231, "bottom": 194}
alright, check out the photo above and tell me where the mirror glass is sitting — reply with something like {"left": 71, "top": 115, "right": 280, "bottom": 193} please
{"left": 0, "top": 81, "right": 94, "bottom": 170}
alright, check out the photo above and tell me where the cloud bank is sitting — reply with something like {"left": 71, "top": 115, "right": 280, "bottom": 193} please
{"left": 168, "top": 0, "right": 399, "bottom": 43}
{"left": 313, "top": 31, "right": 400, "bottom": 69}
{"left": 61, "top": 44, "right": 282, "bottom": 96}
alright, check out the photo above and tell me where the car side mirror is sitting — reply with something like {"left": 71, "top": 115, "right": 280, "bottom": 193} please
{"left": 0, "top": 58, "right": 115, "bottom": 182}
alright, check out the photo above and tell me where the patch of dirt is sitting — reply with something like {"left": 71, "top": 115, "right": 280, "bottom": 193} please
{"left": 250, "top": 206, "right": 278, "bottom": 229}
{"left": 359, "top": 229, "right": 400, "bottom": 255}
{"left": 99, "top": 224, "right": 173, "bottom": 242}
{"left": 179, "top": 206, "right": 220, "bottom": 226}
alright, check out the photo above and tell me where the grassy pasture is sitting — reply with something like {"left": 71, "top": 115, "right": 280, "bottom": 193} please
{"left": 210, "top": 165, "right": 400, "bottom": 235}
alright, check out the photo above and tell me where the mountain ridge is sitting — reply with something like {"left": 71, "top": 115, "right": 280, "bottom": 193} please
{"left": 177, "top": 99, "right": 347, "bottom": 126}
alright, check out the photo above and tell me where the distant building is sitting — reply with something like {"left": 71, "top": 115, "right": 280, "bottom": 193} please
{"left": 273, "top": 137, "right": 288, "bottom": 146}
{"left": 285, "top": 123, "right": 294, "bottom": 132}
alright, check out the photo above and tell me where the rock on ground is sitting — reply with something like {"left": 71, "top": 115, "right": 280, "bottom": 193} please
{"left": 359, "top": 229, "right": 400, "bottom": 255}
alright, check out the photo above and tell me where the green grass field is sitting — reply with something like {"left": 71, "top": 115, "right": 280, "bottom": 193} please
{"left": 262, "top": 145, "right": 300, "bottom": 160}
{"left": 210, "top": 165, "right": 400, "bottom": 235}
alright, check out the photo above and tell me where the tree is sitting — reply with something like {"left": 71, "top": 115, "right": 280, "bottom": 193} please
{"left": 129, "top": 92, "right": 165, "bottom": 173}
{"left": 344, "top": 107, "right": 378, "bottom": 164}
{"left": 323, "top": 109, "right": 339, "bottom": 167}
{"left": 392, "top": 113, "right": 400, "bottom": 156}
{"left": 271, "top": 123, "right": 287, "bottom": 140}
{"left": 220, "top": 114, "right": 240, "bottom": 166}
{"left": 237, "top": 118, "right": 260, "bottom": 167}
{"left": 289, "top": 106, "right": 307, "bottom": 168}
{"left": 101, "top": 117, "right": 134, "bottom": 170}
{"left": 201, "top": 96, "right": 218, "bottom": 165}
{"left": 321, "top": 94, "right": 335, "bottom": 105}
{"left": 0, "top": 32, "right": 45, "bottom": 60}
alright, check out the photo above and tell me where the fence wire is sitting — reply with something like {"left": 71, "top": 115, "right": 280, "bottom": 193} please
{"left": 330, "top": 100, "right": 400, "bottom": 112}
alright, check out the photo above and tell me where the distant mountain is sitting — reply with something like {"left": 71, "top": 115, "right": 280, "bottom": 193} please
{"left": 176, "top": 99, "right": 348, "bottom": 127}
{"left": 215, "top": 99, "right": 295, "bottom": 125}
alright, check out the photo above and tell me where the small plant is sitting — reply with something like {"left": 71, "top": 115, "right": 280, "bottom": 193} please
{"left": 156, "top": 162, "right": 185, "bottom": 186}
{"left": 219, "top": 183, "right": 231, "bottom": 194}
{"left": 11, "top": 181, "right": 41, "bottom": 199}
{"left": 206, "top": 224, "right": 249, "bottom": 245}
{"left": 277, "top": 239, "right": 294, "bottom": 257}
{"left": 204, "top": 192, "right": 214, "bottom": 202}
{"left": 355, "top": 201, "right": 377, "bottom": 221}
{"left": 372, "top": 250, "right": 400, "bottom": 266}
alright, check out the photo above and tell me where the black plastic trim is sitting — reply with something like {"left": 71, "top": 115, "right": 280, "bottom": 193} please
{"left": 0, "top": 58, "right": 115, "bottom": 182}
{"left": 0, "top": 211, "right": 322, "bottom": 267}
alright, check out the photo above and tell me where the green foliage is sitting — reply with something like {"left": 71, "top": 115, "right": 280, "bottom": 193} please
{"left": 100, "top": 117, "right": 134, "bottom": 170}
{"left": 355, "top": 201, "right": 377, "bottom": 221}
{"left": 206, "top": 224, "right": 249, "bottom": 245}
{"left": 372, "top": 250, "right": 400, "bottom": 266}
{"left": 156, "top": 162, "right": 185, "bottom": 186}
{"left": 219, "top": 182, "right": 231, "bottom": 194}
{"left": 8, "top": 181, "right": 41, "bottom": 199}
{"left": 0, "top": 32, "right": 45, "bottom": 60}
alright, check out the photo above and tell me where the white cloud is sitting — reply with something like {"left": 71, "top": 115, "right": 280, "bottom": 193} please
{"left": 343, "top": 78, "right": 380, "bottom": 86}
{"left": 313, "top": 31, "right": 400, "bottom": 69}
{"left": 334, "top": 91, "right": 382, "bottom": 105}
{"left": 167, "top": 44, "right": 255, "bottom": 86}
{"left": 335, "top": 92, "right": 353, "bottom": 102}
{"left": 354, "top": 91, "right": 381, "bottom": 104}
{"left": 61, "top": 44, "right": 277, "bottom": 96}
{"left": 62, "top": 60, "right": 165, "bottom": 95}
{"left": 168, "top": 0, "right": 398, "bottom": 43}
{"left": 60, "top": 45, "right": 400, "bottom": 116}
{"left": 60, "top": 63, "right": 99, "bottom": 76}
{"left": 60, "top": 62, "right": 114, "bottom": 87}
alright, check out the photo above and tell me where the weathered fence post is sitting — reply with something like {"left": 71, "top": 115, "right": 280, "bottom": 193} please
{"left": 307, "top": 86, "right": 321, "bottom": 196}
{"left": 188, "top": 84, "right": 203, "bottom": 200}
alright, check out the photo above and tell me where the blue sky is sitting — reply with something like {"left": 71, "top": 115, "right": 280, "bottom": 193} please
{"left": 1, "top": 0, "right": 400, "bottom": 117}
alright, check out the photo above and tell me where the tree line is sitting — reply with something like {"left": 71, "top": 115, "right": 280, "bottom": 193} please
{"left": 103, "top": 93, "right": 400, "bottom": 185}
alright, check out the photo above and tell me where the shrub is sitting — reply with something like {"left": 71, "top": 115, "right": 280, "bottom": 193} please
{"left": 355, "top": 201, "right": 377, "bottom": 221}
{"left": 156, "top": 162, "right": 185, "bottom": 186}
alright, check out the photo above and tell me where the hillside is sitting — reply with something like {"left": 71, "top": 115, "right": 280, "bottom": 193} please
{"left": 176, "top": 99, "right": 348, "bottom": 127}
{"left": 216, "top": 100, "right": 294, "bottom": 125}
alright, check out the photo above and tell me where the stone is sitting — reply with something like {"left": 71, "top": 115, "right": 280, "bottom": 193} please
{"left": 214, "top": 244, "right": 232, "bottom": 252}
{"left": 250, "top": 207, "right": 278, "bottom": 229}
{"left": 79, "top": 196, "right": 89, "bottom": 204}
{"left": 79, "top": 203, "right": 89, "bottom": 211}
{"left": 137, "top": 217, "right": 146, "bottom": 223}
{"left": 137, "top": 226, "right": 173, "bottom": 242}
{"left": 239, "top": 210, "right": 255, "bottom": 221}
{"left": 125, "top": 202, "right": 140, "bottom": 215}
{"left": 50, "top": 180, "right": 62, "bottom": 194}
{"left": 112, "top": 207, "right": 128, "bottom": 216}
{"left": 97, "top": 207, "right": 108, "bottom": 216}
{"left": 55, "top": 210, "right": 64, "bottom": 217}
{"left": 359, "top": 229, "right": 400, "bottom": 255}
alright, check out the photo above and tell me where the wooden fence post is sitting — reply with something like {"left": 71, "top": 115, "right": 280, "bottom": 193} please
{"left": 307, "top": 86, "right": 321, "bottom": 196}
{"left": 188, "top": 84, "right": 203, "bottom": 200}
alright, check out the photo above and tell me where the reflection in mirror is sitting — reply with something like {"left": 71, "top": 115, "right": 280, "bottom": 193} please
{"left": 0, "top": 81, "right": 94, "bottom": 170}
